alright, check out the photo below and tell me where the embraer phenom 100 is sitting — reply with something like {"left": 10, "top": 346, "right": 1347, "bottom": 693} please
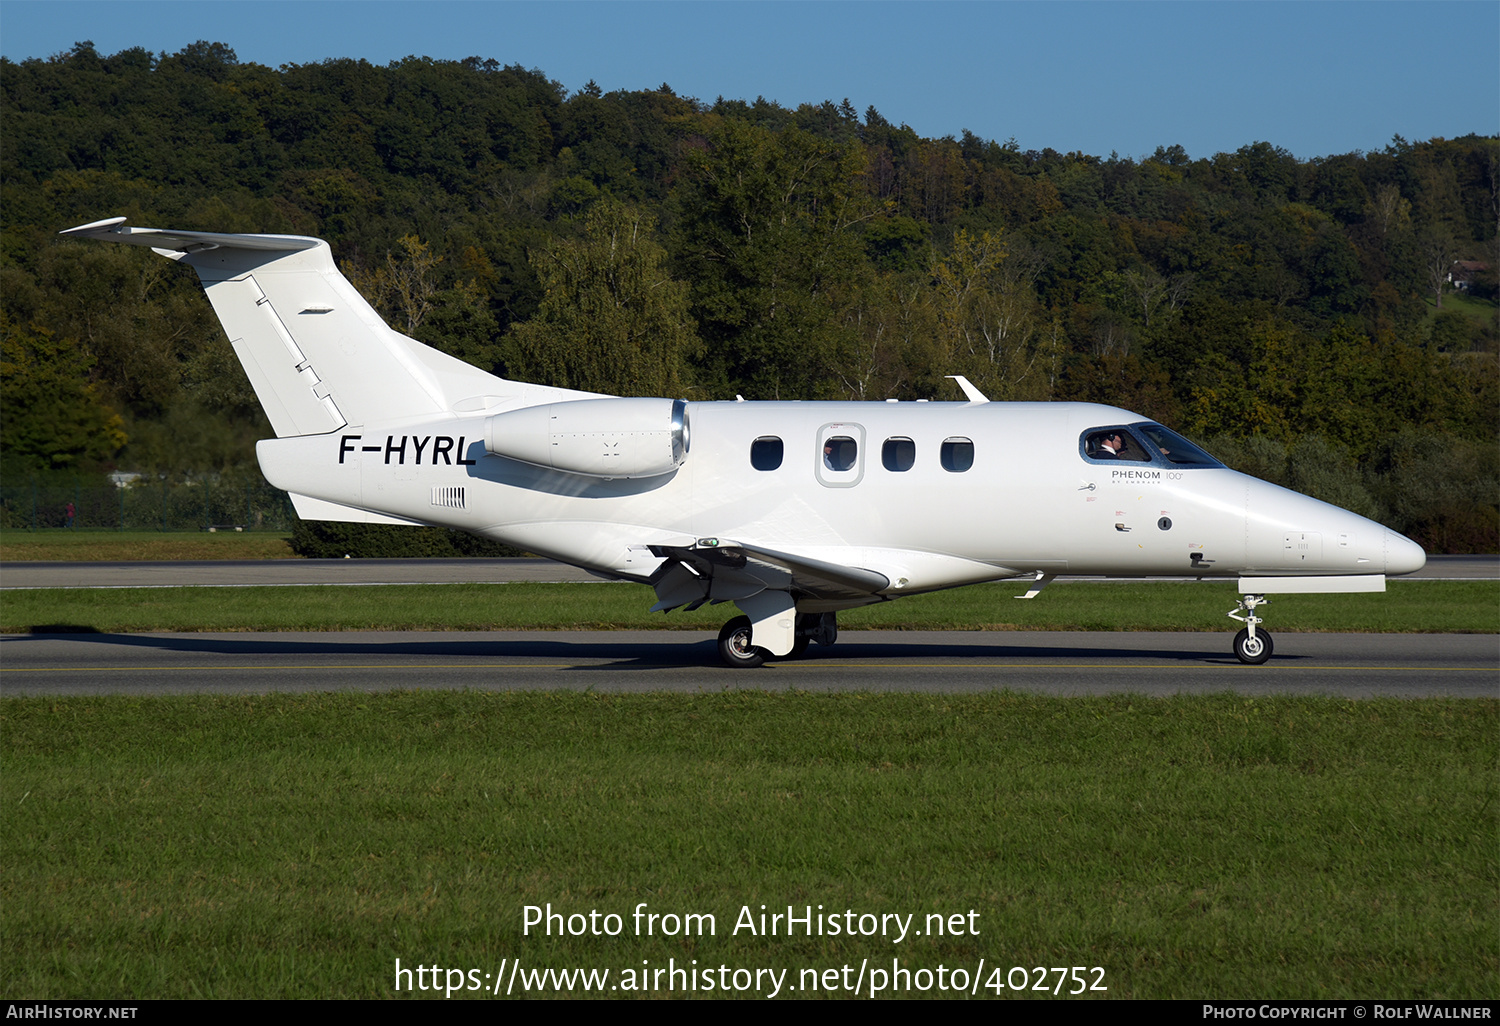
{"left": 63, "top": 218, "right": 1427, "bottom": 667}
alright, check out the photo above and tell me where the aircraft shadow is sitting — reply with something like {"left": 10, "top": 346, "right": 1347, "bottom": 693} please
{"left": 5, "top": 630, "right": 1276, "bottom": 668}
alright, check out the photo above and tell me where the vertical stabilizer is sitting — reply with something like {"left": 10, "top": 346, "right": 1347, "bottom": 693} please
{"left": 60, "top": 218, "right": 596, "bottom": 437}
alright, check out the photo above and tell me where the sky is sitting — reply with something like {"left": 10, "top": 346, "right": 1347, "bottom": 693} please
{"left": 1, "top": 0, "right": 1496, "bottom": 161}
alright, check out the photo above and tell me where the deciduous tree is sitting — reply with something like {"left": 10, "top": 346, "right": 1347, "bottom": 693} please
{"left": 505, "top": 198, "right": 699, "bottom": 396}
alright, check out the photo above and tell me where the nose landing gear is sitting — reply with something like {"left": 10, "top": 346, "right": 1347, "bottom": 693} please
{"left": 1228, "top": 594, "right": 1273, "bottom": 664}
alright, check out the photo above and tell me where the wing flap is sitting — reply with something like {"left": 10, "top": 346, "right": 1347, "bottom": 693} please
{"left": 731, "top": 541, "right": 890, "bottom": 597}
{"left": 647, "top": 539, "right": 889, "bottom": 611}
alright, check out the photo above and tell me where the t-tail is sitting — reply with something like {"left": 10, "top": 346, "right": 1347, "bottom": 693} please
{"left": 60, "top": 217, "right": 599, "bottom": 523}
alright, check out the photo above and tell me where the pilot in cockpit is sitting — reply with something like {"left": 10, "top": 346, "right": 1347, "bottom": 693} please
{"left": 1089, "top": 430, "right": 1155, "bottom": 461}
{"left": 1093, "top": 431, "right": 1128, "bottom": 459}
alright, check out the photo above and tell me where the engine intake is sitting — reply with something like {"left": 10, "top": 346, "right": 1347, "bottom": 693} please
{"left": 484, "top": 397, "right": 688, "bottom": 478}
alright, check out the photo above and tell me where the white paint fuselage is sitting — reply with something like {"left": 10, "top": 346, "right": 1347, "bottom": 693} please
{"left": 259, "top": 398, "right": 1425, "bottom": 602}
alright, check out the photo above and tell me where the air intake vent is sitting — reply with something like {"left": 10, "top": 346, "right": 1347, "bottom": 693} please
{"left": 431, "top": 486, "right": 466, "bottom": 510}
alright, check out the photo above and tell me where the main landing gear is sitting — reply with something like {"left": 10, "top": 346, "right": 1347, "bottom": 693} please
{"left": 1227, "top": 593, "right": 1273, "bottom": 665}
{"left": 717, "top": 616, "right": 765, "bottom": 668}
{"left": 716, "top": 612, "right": 838, "bottom": 668}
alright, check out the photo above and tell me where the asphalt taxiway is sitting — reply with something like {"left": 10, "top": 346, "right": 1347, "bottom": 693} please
{"left": 2, "top": 556, "right": 1493, "bottom": 697}
{"left": 3, "top": 629, "right": 1495, "bottom": 697}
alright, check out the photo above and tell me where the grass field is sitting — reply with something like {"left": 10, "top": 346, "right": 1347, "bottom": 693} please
{"left": 4, "top": 561, "right": 1494, "bottom": 999}
{"left": 1426, "top": 289, "right": 1499, "bottom": 328}
{"left": 3, "top": 579, "right": 1496, "bottom": 635}
{"left": 0, "top": 529, "right": 296, "bottom": 561}
{"left": 2, "top": 691, "right": 1494, "bottom": 999}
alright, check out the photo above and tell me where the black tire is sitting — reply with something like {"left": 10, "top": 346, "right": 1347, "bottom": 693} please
{"left": 787, "top": 635, "right": 812, "bottom": 659}
{"left": 717, "top": 616, "right": 766, "bottom": 668}
{"left": 1233, "top": 627, "right": 1273, "bottom": 665}
{"left": 795, "top": 612, "right": 837, "bottom": 650}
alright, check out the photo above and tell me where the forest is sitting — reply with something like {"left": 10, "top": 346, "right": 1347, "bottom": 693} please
{"left": 2, "top": 41, "right": 1496, "bottom": 550}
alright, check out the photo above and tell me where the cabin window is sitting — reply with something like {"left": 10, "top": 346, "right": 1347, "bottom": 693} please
{"left": 823, "top": 436, "right": 858, "bottom": 472}
{"left": 940, "top": 437, "right": 974, "bottom": 472}
{"left": 750, "top": 436, "right": 784, "bottom": 471}
{"left": 815, "top": 422, "right": 865, "bottom": 487}
{"left": 882, "top": 437, "right": 916, "bottom": 472}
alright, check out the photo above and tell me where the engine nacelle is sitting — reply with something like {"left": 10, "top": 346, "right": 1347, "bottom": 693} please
{"left": 484, "top": 397, "right": 688, "bottom": 478}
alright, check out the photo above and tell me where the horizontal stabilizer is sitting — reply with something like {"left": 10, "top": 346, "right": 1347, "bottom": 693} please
{"left": 60, "top": 217, "right": 320, "bottom": 253}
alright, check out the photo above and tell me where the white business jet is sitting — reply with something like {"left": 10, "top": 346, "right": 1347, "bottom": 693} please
{"left": 62, "top": 218, "right": 1426, "bottom": 667}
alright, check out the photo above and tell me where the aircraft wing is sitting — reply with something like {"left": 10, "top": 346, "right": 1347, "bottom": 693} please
{"left": 647, "top": 539, "right": 891, "bottom": 613}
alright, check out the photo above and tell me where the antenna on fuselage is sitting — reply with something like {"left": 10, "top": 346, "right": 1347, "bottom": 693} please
{"left": 946, "top": 375, "right": 990, "bottom": 404}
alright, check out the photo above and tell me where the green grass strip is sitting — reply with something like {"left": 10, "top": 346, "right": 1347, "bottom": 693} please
{"left": 3, "top": 692, "right": 1495, "bottom": 998}
{"left": 0, "top": 529, "right": 296, "bottom": 561}
{"left": 3, "top": 580, "right": 1496, "bottom": 634}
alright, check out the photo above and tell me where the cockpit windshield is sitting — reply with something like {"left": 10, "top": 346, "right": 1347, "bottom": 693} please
{"left": 1133, "top": 423, "right": 1222, "bottom": 467}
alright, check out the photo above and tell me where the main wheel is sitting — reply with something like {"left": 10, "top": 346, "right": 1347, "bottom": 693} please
{"left": 1233, "top": 627, "right": 1273, "bottom": 665}
{"left": 718, "top": 616, "right": 766, "bottom": 668}
{"left": 795, "top": 611, "right": 837, "bottom": 651}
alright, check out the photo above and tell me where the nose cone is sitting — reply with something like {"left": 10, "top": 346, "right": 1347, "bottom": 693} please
{"left": 1385, "top": 530, "right": 1426, "bottom": 576}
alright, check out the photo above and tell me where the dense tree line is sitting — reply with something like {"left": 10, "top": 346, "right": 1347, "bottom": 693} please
{"left": 2, "top": 41, "right": 1496, "bottom": 549}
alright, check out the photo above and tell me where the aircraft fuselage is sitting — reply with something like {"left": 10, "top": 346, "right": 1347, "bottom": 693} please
{"left": 259, "top": 399, "right": 1424, "bottom": 600}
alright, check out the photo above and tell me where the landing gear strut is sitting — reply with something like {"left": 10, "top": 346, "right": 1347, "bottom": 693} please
{"left": 1228, "top": 594, "right": 1273, "bottom": 665}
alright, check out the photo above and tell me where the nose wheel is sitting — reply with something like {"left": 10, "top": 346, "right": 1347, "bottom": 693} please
{"left": 1228, "top": 594, "right": 1273, "bottom": 665}
{"left": 1232, "top": 626, "right": 1273, "bottom": 664}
